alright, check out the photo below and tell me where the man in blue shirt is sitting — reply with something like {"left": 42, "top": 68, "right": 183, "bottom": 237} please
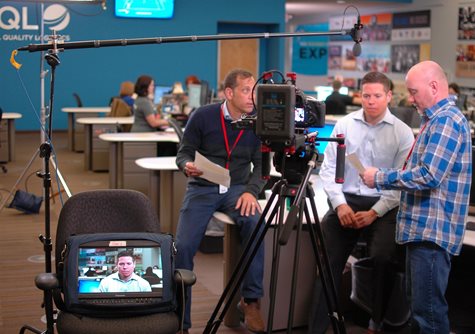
{"left": 362, "top": 60, "right": 472, "bottom": 333}
{"left": 309, "top": 72, "right": 414, "bottom": 334}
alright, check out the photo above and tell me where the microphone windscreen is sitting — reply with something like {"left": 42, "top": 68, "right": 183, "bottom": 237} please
{"left": 352, "top": 42, "right": 362, "bottom": 57}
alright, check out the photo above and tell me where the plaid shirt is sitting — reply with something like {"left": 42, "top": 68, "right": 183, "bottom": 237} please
{"left": 375, "top": 98, "right": 472, "bottom": 255}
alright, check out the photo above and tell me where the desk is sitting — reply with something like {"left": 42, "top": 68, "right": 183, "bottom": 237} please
{"left": 1, "top": 112, "right": 22, "bottom": 162}
{"left": 61, "top": 107, "right": 110, "bottom": 152}
{"left": 77, "top": 116, "right": 134, "bottom": 171}
{"left": 135, "top": 157, "right": 186, "bottom": 235}
{"left": 99, "top": 132, "right": 179, "bottom": 194}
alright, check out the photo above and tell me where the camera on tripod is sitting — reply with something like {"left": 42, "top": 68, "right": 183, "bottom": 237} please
{"left": 233, "top": 70, "right": 333, "bottom": 184}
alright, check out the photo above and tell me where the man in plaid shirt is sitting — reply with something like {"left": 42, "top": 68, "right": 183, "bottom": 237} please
{"left": 362, "top": 60, "right": 472, "bottom": 333}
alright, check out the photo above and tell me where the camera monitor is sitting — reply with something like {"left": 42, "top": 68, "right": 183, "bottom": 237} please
{"left": 77, "top": 240, "right": 162, "bottom": 294}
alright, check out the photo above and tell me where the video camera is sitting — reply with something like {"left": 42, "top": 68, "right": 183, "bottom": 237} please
{"left": 233, "top": 70, "right": 345, "bottom": 185}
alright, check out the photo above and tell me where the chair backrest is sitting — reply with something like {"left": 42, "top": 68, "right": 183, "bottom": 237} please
{"left": 72, "top": 93, "right": 83, "bottom": 107}
{"left": 167, "top": 118, "right": 184, "bottom": 142}
{"left": 55, "top": 189, "right": 160, "bottom": 268}
{"left": 109, "top": 97, "right": 132, "bottom": 117}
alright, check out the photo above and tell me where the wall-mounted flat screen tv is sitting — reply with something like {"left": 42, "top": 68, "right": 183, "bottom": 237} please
{"left": 115, "top": 0, "right": 174, "bottom": 19}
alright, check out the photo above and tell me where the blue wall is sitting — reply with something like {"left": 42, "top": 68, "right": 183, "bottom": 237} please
{"left": 0, "top": 0, "right": 286, "bottom": 130}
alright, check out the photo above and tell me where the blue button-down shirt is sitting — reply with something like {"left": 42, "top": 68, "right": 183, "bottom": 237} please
{"left": 376, "top": 98, "right": 472, "bottom": 255}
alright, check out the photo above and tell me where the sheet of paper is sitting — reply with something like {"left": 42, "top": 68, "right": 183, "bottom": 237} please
{"left": 347, "top": 153, "right": 366, "bottom": 173}
{"left": 194, "top": 151, "right": 230, "bottom": 188}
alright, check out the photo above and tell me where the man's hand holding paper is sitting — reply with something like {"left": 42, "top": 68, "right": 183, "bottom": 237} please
{"left": 193, "top": 151, "right": 231, "bottom": 188}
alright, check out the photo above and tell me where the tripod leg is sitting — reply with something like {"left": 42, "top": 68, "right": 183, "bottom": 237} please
{"left": 204, "top": 180, "right": 287, "bottom": 334}
{"left": 304, "top": 189, "right": 346, "bottom": 334}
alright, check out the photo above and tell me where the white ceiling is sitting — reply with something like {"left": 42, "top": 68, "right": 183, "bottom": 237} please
{"left": 285, "top": 0, "right": 413, "bottom": 19}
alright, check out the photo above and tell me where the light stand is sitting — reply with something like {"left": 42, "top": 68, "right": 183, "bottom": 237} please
{"left": 19, "top": 38, "right": 62, "bottom": 334}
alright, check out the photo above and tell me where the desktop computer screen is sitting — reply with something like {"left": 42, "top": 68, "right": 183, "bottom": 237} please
{"left": 154, "top": 85, "right": 172, "bottom": 104}
{"left": 315, "top": 86, "right": 349, "bottom": 101}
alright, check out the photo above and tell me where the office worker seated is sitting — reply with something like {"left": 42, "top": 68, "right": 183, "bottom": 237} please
{"left": 130, "top": 75, "right": 169, "bottom": 132}
{"left": 325, "top": 79, "right": 360, "bottom": 115}
{"left": 449, "top": 82, "right": 468, "bottom": 111}
{"left": 98, "top": 250, "right": 152, "bottom": 293}
{"left": 175, "top": 68, "right": 266, "bottom": 333}
{"left": 308, "top": 72, "right": 414, "bottom": 334}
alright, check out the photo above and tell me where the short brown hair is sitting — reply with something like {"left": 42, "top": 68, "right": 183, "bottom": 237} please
{"left": 135, "top": 75, "right": 153, "bottom": 97}
{"left": 360, "top": 72, "right": 391, "bottom": 92}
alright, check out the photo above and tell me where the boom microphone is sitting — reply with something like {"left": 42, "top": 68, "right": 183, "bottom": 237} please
{"left": 350, "top": 15, "right": 363, "bottom": 57}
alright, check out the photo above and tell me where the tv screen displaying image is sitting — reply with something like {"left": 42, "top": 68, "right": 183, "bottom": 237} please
{"left": 77, "top": 239, "right": 163, "bottom": 299}
{"left": 115, "top": 0, "right": 174, "bottom": 19}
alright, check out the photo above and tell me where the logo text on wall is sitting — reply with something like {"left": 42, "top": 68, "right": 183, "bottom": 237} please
{"left": 0, "top": 4, "right": 71, "bottom": 42}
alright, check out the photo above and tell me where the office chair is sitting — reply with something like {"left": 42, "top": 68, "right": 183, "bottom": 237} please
{"left": 33, "top": 189, "right": 195, "bottom": 334}
{"left": 0, "top": 108, "right": 7, "bottom": 173}
{"left": 72, "top": 93, "right": 83, "bottom": 107}
{"left": 167, "top": 117, "right": 184, "bottom": 143}
{"left": 390, "top": 106, "right": 421, "bottom": 128}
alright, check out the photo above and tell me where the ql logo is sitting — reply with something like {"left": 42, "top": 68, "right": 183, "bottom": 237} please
{"left": 0, "top": 5, "right": 70, "bottom": 31}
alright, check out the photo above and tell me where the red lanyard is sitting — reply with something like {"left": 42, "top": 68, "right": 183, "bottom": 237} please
{"left": 220, "top": 106, "right": 244, "bottom": 169}
{"left": 403, "top": 122, "right": 428, "bottom": 170}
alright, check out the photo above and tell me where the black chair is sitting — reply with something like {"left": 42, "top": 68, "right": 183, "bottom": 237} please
{"left": 34, "top": 189, "right": 195, "bottom": 334}
{"left": 167, "top": 117, "right": 184, "bottom": 143}
{"left": 72, "top": 93, "right": 83, "bottom": 107}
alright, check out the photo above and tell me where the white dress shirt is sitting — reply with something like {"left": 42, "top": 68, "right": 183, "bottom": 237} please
{"left": 319, "top": 108, "right": 414, "bottom": 216}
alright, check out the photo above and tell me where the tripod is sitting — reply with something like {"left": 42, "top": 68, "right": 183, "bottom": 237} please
{"left": 204, "top": 149, "right": 346, "bottom": 334}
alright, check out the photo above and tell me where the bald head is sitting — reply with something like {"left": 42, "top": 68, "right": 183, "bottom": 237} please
{"left": 405, "top": 60, "right": 449, "bottom": 113}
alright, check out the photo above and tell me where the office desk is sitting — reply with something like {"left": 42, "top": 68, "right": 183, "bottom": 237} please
{"left": 61, "top": 107, "right": 110, "bottom": 152}
{"left": 1, "top": 112, "right": 22, "bottom": 162}
{"left": 135, "top": 157, "right": 186, "bottom": 235}
{"left": 77, "top": 116, "right": 134, "bottom": 171}
{"left": 99, "top": 132, "right": 179, "bottom": 194}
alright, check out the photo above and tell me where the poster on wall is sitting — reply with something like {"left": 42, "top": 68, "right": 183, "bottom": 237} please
{"left": 341, "top": 44, "right": 357, "bottom": 70}
{"left": 361, "top": 13, "right": 392, "bottom": 41}
{"left": 328, "top": 45, "right": 342, "bottom": 70}
{"left": 456, "top": 44, "right": 475, "bottom": 78}
{"left": 391, "top": 10, "right": 431, "bottom": 41}
{"left": 291, "top": 23, "right": 329, "bottom": 76}
{"left": 391, "top": 44, "right": 430, "bottom": 73}
{"left": 458, "top": 7, "right": 475, "bottom": 40}
{"left": 356, "top": 44, "right": 390, "bottom": 73}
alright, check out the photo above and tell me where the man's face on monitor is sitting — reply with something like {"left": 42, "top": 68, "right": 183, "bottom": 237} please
{"left": 117, "top": 256, "right": 135, "bottom": 281}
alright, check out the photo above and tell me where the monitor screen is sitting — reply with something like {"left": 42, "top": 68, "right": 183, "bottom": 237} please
{"left": 315, "top": 86, "right": 349, "bottom": 101}
{"left": 187, "top": 83, "right": 202, "bottom": 109}
{"left": 154, "top": 85, "right": 172, "bottom": 104}
{"left": 115, "top": 0, "right": 174, "bottom": 19}
{"left": 77, "top": 239, "right": 163, "bottom": 300}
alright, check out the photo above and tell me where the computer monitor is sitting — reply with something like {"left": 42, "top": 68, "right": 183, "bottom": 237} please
{"left": 187, "top": 81, "right": 210, "bottom": 109}
{"left": 315, "top": 85, "right": 349, "bottom": 101}
{"left": 154, "top": 85, "right": 172, "bottom": 104}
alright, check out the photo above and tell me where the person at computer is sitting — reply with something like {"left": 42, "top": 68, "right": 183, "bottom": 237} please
{"left": 361, "top": 61, "right": 472, "bottom": 333}
{"left": 119, "top": 81, "right": 135, "bottom": 109}
{"left": 324, "top": 79, "right": 360, "bottom": 115}
{"left": 130, "top": 75, "right": 169, "bottom": 132}
{"left": 308, "top": 72, "right": 414, "bottom": 334}
{"left": 449, "top": 82, "right": 468, "bottom": 111}
{"left": 98, "top": 250, "right": 152, "bottom": 293}
{"left": 175, "top": 68, "right": 267, "bottom": 333}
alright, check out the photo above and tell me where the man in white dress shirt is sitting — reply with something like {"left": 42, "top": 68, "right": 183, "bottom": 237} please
{"left": 308, "top": 72, "right": 414, "bottom": 334}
